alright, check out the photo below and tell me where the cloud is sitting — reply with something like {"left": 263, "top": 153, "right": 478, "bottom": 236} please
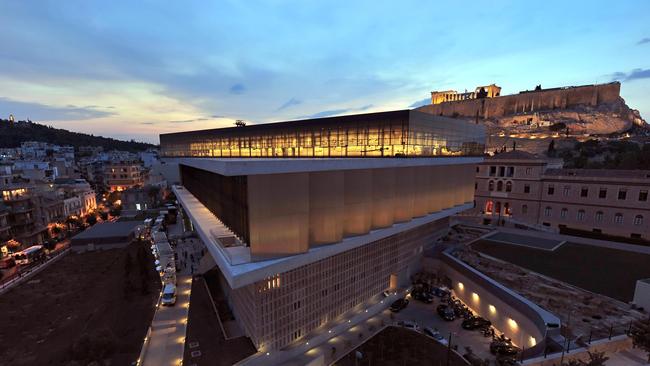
{"left": 408, "top": 98, "right": 430, "bottom": 108}
{"left": 0, "top": 97, "right": 115, "bottom": 121}
{"left": 229, "top": 83, "right": 246, "bottom": 94}
{"left": 611, "top": 68, "right": 650, "bottom": 82}
{"left": 277, "top": 97, "right": 302, "bottom": 111}
{"left": 637, "top": 38, "right": 650, "bottom": 45}
{"left": 302, "top": 104, "right": 374, "bottom": 119}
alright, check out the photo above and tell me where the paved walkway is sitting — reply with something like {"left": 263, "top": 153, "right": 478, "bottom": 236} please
{"left": 141, "top": 275, "right": 192, "bottom": 366}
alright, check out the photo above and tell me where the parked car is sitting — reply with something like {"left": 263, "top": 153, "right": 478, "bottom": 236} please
{"left": 423, "top": 327, "right": 448, "bottom": 345}
{"left": 432, "top": 287, "right": 450, "bottom": 298}
{"left": 0, "top": 256, "right": 16, "bottom": 269}
{"left": 436, "top": 304, "right": 455, "bottom": 321}
{"left": 462, "top": 316, "right": 491, "bottom": 330}
{"left": 161, "top": 283, "right": 177, "bottom": 306}
{"left": 490, "top": 338, "right": 519, "bottom": 356}
{"left": 397, "top": 320, "right": 420, "bottom": 332}
{"left": 413, "top": 290, "right": 434, "bottom": 303}
{"left": 390, "top": 298, "right": 409, "bottom": 312}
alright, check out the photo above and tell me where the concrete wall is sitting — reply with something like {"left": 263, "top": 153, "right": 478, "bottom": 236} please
{"left": 417, "top": 83, "right": 621, "bottom": 120}
{"left": 633, "top": 279, "right": 650, "bottom": 311}
{"left": 246, "top": 164, "right": 476, "bottom": 259}
{"left": 439, "top": 253, "right": 560, "bottom": 357}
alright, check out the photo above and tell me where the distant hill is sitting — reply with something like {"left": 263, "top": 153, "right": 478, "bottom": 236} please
{"left": 0, "top": 119, "right": 156, "bottom": 152}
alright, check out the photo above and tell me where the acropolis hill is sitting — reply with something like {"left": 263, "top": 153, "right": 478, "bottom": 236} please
{"left": 416, "top": 82, "right": 648, "bottom": 154}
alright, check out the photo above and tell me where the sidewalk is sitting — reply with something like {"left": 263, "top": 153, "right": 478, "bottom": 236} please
{"left": 141, "top": 275, "right": 192, "bottom": 366}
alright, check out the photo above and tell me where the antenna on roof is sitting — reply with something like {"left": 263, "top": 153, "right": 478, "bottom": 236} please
{"left": 235, "top": 120, "right": 246, "bottom": 127}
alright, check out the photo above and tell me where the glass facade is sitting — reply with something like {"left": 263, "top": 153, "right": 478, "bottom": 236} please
{"left": 160, "top": 110, "right": 485, "bottom": 158}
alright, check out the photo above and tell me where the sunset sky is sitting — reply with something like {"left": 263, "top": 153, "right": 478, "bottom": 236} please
{"left": 1, "top": 1, "right": 649, "bottom": 144}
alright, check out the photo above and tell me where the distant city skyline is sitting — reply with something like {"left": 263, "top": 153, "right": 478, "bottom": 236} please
{"left": 0, "top": 1, "right": 649, "bottom": 144}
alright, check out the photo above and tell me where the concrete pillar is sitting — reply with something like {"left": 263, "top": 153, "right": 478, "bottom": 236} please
{"left": 412, "top": 166, "right": 429, "bottom": 217}
{"left": 429, "top": 166, "right": 444, "bottom": 213}
{"left": 394, "top": 167, "right": 415, "bottom": 222}
{"left": 248, "top": 173, "right": 310, "bottom": 259}
{"left": 371, "top": 168, "right": 396, "bottom": 229}
{"left": 308, "top": 171, "right": 344, "bottom": 246}
{"left": 343, "top": 169, "right": 373, "bottom": 236}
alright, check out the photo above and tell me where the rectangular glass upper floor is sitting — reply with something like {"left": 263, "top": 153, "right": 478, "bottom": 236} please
{"left": 159, "top": 109, "right": 486, "bottom": 158}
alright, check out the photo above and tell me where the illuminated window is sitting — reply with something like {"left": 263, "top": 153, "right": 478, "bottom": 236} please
{"left": 457, "top": 282, "right": 464, "bottom": 291}
{"left": 488, "top": 305, "right": 496, "bottom": 314}
{"left": 485, "top": 201, "right": 493, "bottom": 214}
{"left": 508, "top": 318, "right": 518, "bottom": 329}
{"left": 634, "top": 215, "right": 643, "bottom": 226}
{"left": 544, "top": 207, "right": 552, "bottom": 217}
{"left": 614, "top": 213, "right": 623, "bottom": 224}
{"left": 595, "top": 211, "right": 604, "bottom": 222}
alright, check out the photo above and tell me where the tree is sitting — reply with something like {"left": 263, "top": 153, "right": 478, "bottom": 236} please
{"left": 631, "top": 317, "right": 650, "bottom": 363}
{"left": 147, "top": 186, "right": 161, "bottom": 207}
{"left": 547, "top": 140, "right": 556, "bottom": 157}
{"left": 85, "top": 214, "right": 97, "bottom": 226}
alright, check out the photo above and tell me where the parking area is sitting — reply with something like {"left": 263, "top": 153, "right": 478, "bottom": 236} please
{"left": 393, "top": 296, "right": 495, "bottom": 360}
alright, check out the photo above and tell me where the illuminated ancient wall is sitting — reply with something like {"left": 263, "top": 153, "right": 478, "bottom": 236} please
{"left": 418, "top": 82, "right": 620, "bottom": 120}
{"left": 246, "top": 164, "right": 476, "bottom": 260}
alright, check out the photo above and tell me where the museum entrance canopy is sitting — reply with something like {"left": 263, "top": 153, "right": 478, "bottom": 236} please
{"left": 160, "top": 109, "right": 485, "bottom": 158}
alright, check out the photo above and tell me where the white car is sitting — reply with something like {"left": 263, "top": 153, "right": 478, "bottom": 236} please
{"left": 423, "top": 327, "right": 448, "bottom": 345}
{"left": 398, "top": 320, "right": 420, "bottom": 332}
{"left": 161, "top": 283, "right": 177, "bottom": 306}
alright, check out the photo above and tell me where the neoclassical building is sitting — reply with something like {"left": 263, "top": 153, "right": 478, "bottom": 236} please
{"left": 475, "top": 150, "right": 650, "bottom": 242}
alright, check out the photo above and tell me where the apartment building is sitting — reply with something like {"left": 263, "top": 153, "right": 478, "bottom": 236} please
{"left": 1, "top": 187, "right": 47, "bottom": 246}
{"left": 161, "top": 109, "right": 484, "bottom": 351}
{"left": 104, "top": 160, "right": 144, "bottom": 191}
{"left": 475, "top": 150, "right": 650, "bottom": 241}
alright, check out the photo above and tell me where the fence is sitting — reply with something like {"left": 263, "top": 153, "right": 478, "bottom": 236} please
{"left": 0, "top": 247, "right": 70, "bottom": 295}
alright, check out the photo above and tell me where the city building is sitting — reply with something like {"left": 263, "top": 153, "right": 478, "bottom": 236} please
{"left": 0, "top": 204, "right": 11, "bottom": 256}
{"left": 1, "top": 187, "right": 47, "bottom": 247}
{"left": 12, "top": 161, "right": 58, "bottom": 182}
{"left": 104, "top": 160, "right": 144, "bottom": 191}
{"left": 431, "top": 84, "right": 501, "bottom": 104}
{"left": 70, "top": 221, "right": 142, "bottom": 252}
{"left": 474, "top": 150, "right": 650, "bottom": 241}
{"left": 160, "top": 109, "right": 484, "bottom": 351}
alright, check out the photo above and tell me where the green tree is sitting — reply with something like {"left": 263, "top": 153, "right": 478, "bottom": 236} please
{"left": 85, "top": 214, "right": 97, "bottom": 226}
{"left": 547, "top": 140, "right": 556, "bottom": 157}
{"left": 631, "top": 317, "right": 650, "bottom": 363}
